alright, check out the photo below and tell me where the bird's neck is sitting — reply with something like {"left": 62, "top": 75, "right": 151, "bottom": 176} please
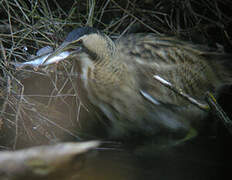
{"left": 91, "top": 55, "right": 127, "bottom": 87}
{"left": 75, "top": 52, "right": 127, "bottom": 91}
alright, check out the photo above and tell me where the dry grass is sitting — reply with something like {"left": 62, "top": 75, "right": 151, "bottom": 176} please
{"left": 0, "top": 0, "right": 231, "bottom": 150}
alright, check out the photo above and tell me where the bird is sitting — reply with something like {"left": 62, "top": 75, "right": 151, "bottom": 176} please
{"left": 45, "top": 26, "right": 232, "bottom": 142}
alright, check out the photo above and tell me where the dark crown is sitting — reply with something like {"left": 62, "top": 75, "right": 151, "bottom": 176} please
{"left": 65, "top": 26, "right": 99, "bottom": 42}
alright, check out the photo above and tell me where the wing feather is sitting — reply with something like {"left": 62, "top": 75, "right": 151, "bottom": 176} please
{"left": 116, "top": 33, "right": 219, "bottom": 106}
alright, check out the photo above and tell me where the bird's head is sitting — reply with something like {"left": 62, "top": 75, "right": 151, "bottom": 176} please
{"left": 45, "top": 27, "right": 116, "bottom": 63}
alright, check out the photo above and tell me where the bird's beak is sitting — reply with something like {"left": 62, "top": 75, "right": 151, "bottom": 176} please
{"left": 42, "top": 38, "right": 82, "bottom": 65}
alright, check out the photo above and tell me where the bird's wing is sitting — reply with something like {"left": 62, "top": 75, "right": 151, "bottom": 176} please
{"left": 116, "top": 33, "right": 217, "bottom": 106}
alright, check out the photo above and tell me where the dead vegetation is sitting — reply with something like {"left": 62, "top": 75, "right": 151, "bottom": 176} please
{"left": 0, "top": 0, "right": 232, "bottom": 178}
{"left": 0, "top": 0, "right": 232, "bottom": 146}
{"left": 0, "top": 0, "right": 232, "bottom": 149}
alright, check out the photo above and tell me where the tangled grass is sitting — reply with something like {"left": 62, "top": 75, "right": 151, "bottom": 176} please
{"left": 0, "top": 0, "right": 231, "bottom": 150}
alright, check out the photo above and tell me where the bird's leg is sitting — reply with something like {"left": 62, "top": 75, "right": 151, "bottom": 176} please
{"left": 205, "top": 92, "right": 232, "bottom": 135}
{"left": 153, "top": 75, "right": 209, "bottom": 111}
{"left": 153, "top": 75, "right": 232, "bottom": 135}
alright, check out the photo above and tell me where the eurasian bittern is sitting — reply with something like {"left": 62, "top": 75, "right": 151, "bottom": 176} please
{"left": 47, "top": 27, "right": 232, "bottom": 141}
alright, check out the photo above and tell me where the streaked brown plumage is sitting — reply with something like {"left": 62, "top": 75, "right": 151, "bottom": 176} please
{"left": 49, "top": 27, "right": 232, "bottom": 140}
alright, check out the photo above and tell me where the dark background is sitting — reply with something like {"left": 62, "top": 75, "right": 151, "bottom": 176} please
{"left": 0, "top": 0, "right": 232, "bottom": 179}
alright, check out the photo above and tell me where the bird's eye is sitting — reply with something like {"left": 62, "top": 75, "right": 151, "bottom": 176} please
{"left": 70, "top": 38, "right": 83, "bottom": 46}
{"left": 74, "top": 46, "right": 82, "bottom": 52}
{"left": 78, "top": 39, "right": 83, "bottom": 44}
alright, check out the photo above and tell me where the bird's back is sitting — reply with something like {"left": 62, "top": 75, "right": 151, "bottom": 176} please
{"left": 116, "top": 33, "right": 226, "bottom": 105}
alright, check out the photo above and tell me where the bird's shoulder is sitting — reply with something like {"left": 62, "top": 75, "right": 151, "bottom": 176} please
{"left": 115, "top": 33, "right": 216, "bottom": 65}
{"left": 114, "top": 33, "right": 213, "bottom": 106}
{"left": 114, "top": 33, "right": 216, "bottom": 82}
